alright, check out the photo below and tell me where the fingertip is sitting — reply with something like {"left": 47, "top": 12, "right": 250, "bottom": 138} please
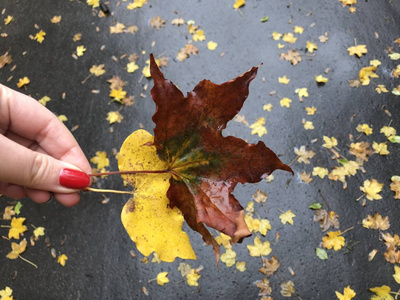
{"left": 54, "top": 192, "right": 81, "bottom": 207}
{"left": 0, "top": 183, "right": 27, "bottom": 199}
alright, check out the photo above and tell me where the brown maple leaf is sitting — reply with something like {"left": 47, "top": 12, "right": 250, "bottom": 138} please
{"left": 149, "top": 54, "right": 292, "bottom": 259}
{"left": 254, "top": 278, "right": 272, "bottom": 296}
{"left": 259, "top": 256, "right": 280, "bottom": 277}
{"left": 313, "top": 209, "right": 340, "bottom": 232}
{"left": 280, "top": 50, "right": 302, "bottom": 65}
{"left": 150, "top": 16, "right": 166, "bottom": 30}
{"left": 107, "top": 76, "right": 126, "bottom": 90}
{"left": 0, "top": 52, "right": 12, "bottom": 69}
{"left": 349, "top": 142, "right": 373, "bottom": 163}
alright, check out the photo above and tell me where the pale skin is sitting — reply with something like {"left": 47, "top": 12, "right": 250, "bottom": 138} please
{"left": 0, "top": 84, "right": 91, "bottom": 206}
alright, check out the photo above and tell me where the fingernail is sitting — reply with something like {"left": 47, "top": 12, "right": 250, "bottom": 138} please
{"left": 59, "top": 168, "right": 90, "bottom": 189}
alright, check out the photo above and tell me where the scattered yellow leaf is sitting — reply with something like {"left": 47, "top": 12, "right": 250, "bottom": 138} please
{"left": 4, "top": 16, "right": 13, "bottom": 25}
{"left": 109, "top": 88, "right": 127, "bottom": 101}
{"left": 375, "top": 84, "right": 388, "bottom": 94}
{"left": 280, "top": 97, "right": 292, "bottom": 108}
{"left": 250, "top": 117, "right": 267, "bottom": 137}
{"left": 360, "top": 179, "right": 384, "bottom": 200}
{"left": 279, "top": 210, "right": 296, "bottom": 225}
{"left": 278, "top": 75, "right": 290, "bottom": 84}
{"left": 369, "top": 285, "right": 393, "bottom": 300}
{"left": 0, "top": 286, "right": 13, "bottom": 300}
{"left": 34, "top": 30, "right": 46, "bottom": 43}
{"left": 58, "top": 115, "right": 68, "bottom": 122}
{"left": 157, "top": 272, "right": 169, "bottom": 286}
{"left": 300, "top": 171, "right": 313, "bottom": 183}
{"left": 9, "top": 217, "right": 28, "bottom": 239}
{"left": 193, "top": 29, "right": 206, "bottom": 41}
{"left": 356, "top": 123, "right": 372, "bottom": 135}
{"left": 17, "top": 77, "right": 30, "bottom": 88}
{"left": 126, "top": 62, "right": 139, "bottom": 73}
{"left": 373, "top": 142, "right": 389, "bottom": 155}
{"left": 381, "top": 126, "right": 396, "bottom": 138}
{"left": 57, "top": 254, "right": 68, "bottom": 266}
{"left": 76, "top": 45, "right": 86, "bottom": 56}
{"left": 220, "top": 248, "right": 236, "bottom": 267}
{"left": 305, "top": 106, "right": 317, "bottom": 115}
{"left": 322, "top": 136, "right": 338, "bottom": 149}
{"left": 247, "top": 237, "right": 271, "bottom": 257}
{"left": 359, "top": 66, "right": 378, "bottom": 85}
{"left": 90, "top": 64, "right": 106, "bottom": 76}
{"left": 90, "top": 151, "right": 110, "bottom": 169}
{"left": 186, "top": 269, "right": 201, "bottom": 286}
{"left": 282, "top": 33, "right": 297, "bottom": 43}
{"left": 106, "top": 111, "right": 123, "bottom": 124}
{"left": 50, "top": 16, "right": 62, "bottom": 23}
{"left": 236, "top": 261, "right": 246, "bottom": 272}
{"left": 33, "top": 227, "right": 45, "bottom": 238}
{"left": 207, "top": 41, "right": 218, "bottom": 50}
{"left": 233, "top": 0, "right": 245, "bottom": 9}
{"left": 347, "top": 45, "right": 367, "bottom": 57}
{"left": 294, "top": 146, "right": 316, "bottom": 164}
{"left": 315, "top": 75, "right": 328, "bottom": 83}
{"left": 362, "top": 213, "right": 390, "bottom": 230}
{"left": 335, "top": 286, "right": 356, "bottom": 300}
{"left": 215, "top": 233, "right": 232, "bottom": 249}
{"left": 394, "top": 266, "right": 400, "bottom": 284}
{"left": 252, "top": 189, "right": 268, "bottom": 203}
{"left": 370, "top": 59, "right": 381, "bottom": 67}
{"left": 293, "top": 26, "right": 304, "bottom": 34}
{"left": 390, "top": 176, "right": 400, "bottom": 199}
{"left": 322, "top": 231, "right": 345, "bottom": 251}
{"left": 127, "top": 0, "right": 148, "bottom": 10}
{"left": 263, "top": 103, "right": 273, "bottom": 111}
{"left": 281, "top": 281, "right": 295, "bottom": 297}
{"left": 306, "top": 41, "right": 318, "bottom": 53}
{"left": 312, "top": 167, "right": 329, "bottom": 179}
{"left": 295, "top": 88, "right": 309, "bottom": 99}
{"left": 87, "top": 0, "right": 99, "bottom": 7}
{"left": 38, "top": 96, "right": 51, "bottom": 106}
{"left": 303, "top": 120, "right": 314, "bottom": 130}
{"left": 6, "top": 239, "right": 27, "bottom": 259}
{"left": 272, "top": 32, "right": 282, "bottom": 40}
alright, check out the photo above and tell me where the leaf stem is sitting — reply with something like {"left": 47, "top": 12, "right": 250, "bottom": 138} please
{"left": 84, "top": 187, "right": 134, "bottom": 195}
{"left": 19, "top": 255, "right": 38, "bottom": 268}
{"left": 340, "top": 226, "right": 354, "bottom": 235}
{"left": 89, "top": 170, "right": 170, "bottom": 177}
{"left": 1, "top": 225, "right": 11, "bottom": 228}
{"left": 355, "top": 194, "right": 365, "bottom": 202}
{"left": 288, "top": 156, "right": 299, "bottom": 167}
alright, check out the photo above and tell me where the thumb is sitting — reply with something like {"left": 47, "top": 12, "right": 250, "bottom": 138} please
{"left": 0, "top": 135, "right": 90, "bottom": 193}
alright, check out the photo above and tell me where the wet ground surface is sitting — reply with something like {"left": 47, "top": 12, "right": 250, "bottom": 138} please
{"left": 1, "top": 0, "right": 400, "bottom": 299}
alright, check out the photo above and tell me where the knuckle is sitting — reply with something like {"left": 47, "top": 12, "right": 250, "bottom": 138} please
{"left": 28, "top": 154, "right": 52, "bottom": 188}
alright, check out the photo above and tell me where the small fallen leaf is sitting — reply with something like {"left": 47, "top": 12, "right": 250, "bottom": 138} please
{"left": 390, "top": 176, "right": 400, "bottom": 199}
{"left": 207, "top": 41, "right": 218, "bottom": 50}
{"left": 17, "top": 77, "right": 30, "bottom": 88}
{"left": 156, "top": 272, "right": 169, "bottom": 286}
{"left": 260, "top": 16, "right": 269, "bottom": 22}
{"left": 34, "top": 30, "right": 46, "bottom": 43}
{"left": 293, "top": 26, "right": 304, "bottom": 34}
{"left": 249, "top": 117, "right": 267, "bottom": 137}
{"left": 316, "top": 247, "right": 328, "bottom": 260}
{"left": 394, "top": 266, "right": 400, "bottom": 284}
{"left": 278, "top": 75, "right": 290, "bottom": 84}
{"left": 282, "top": 33, "right": 297, "bottom": 43}
{"left": 369, "top": 285, "right": 393, "bottom": 300}
{"left": 6, "top": 239, "right": 27, "bottom": 259}
{"left": 9, "top": 217, "right": 28, "bottom": 239}
{"left": 279, "top": 210, "right": 295, "bottom": 225}
{"left": 389, "top": 53, "right": 400, "bottom": 60}
{"left": 312, "top": 167, "right": 329, "bottom": 179}
{"left": 57, "top": 254, "right": 68, "bottom": 266}
{"left": 356, "top": 123, "right": 372, "bottom": 135}
{"left": 76, "top": 45, "right": 86, "bottom": 56}
{"left": 360, "top": 179, "right": 384, "bottom": 201}
{"left": 335, "top": 286, "right": 356, "bottom": 300}
{"left": 186, "top": 269, "right": 201, "bottom": 286}
{"left": 362, "top": 213, "right": 390, "bottom": 230}
{"left": 306, "top": 41, "right": 318, "bottom": 53}
{"left": 259, "top": 256, "right": 280, "bottom": 276}
{"left": 4, "top": 16, "right": 13, "bottom": 25}
{"left": 315, "top": 75, "right": 328, "bottom": 83}
{"left": 254, "top": 278, "right": 272, "bottom": 296}
{"left": 90, "top": 151, "right": 110, "bottom": 169}
{"left": 280, "top": 281, "right": 295, "bottom": 297}
{"left": 90, "top": 64, "right": 106, "bottom": 76}
{"left": 33, "top": 227, "right": 45, "bottom": 238}
{"left": 372, "top": 142, "right": 389, "bottom": 155}
{"left": 50, "top": 16, "right": 62, "bottom": 23}
{"left": 87, "top": 0, "right": 100, "bottom": 7}
{"left": 309, "top": 202, "right": 323, "bottom": 210}
{"left": 322, "top": 136, "right": 338, "bottom": 149}
{"left": 220, "top": 248, "right": 236, "bottom": 267}
{"left": 322, "top": 231, "right": 345, "bottom": 251}
{"left": 235, "top": 261, "right": 246, "bottom": 272}
{"left": 233, "top": 0, "right": 245, "bottom": 10}
{"left": 294, "top": 146, "right": 316, "bottom": 164}
{"left": 347, "top": 45, "right": 367, "bottom": 57}
{"left": 247, "top": 237, "right": 272, "bottom": 257}
{"left": 280, "top": 97, "right": 292, "bottom": 108}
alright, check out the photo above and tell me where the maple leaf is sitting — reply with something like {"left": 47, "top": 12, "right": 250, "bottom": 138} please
{"left": 90, "top": 151, "right": 110, "bottom": 169}
{"left": 394, "top": 266, "right": 400, "bottom": 284}
{"left": 335, "top": 286, "right": 356, "bottom": 300}
{"left": 57, "top": 254, "right": 68, "bottom": 266}
{"left": 215, "top": 233, "right": 232, "bottom": 249}
{"left": 359, "top": 66, "right": 378, "bottom": 85}
{"left": 110, "top": 23, "right": 126, "bottom": 34}
{"left": 233, "top": 0, "right": 245, "bottom": 9}
{"left": 322, "top": 231, "right": 345, "bottom": 251}
{"left": 300, "top": 171, "right": 313, "bottom": 183}
{"left": 6, "top": 238, "right": 27, "bottom": 259}
{"left": 90, "top": 64, "right": 106, "bottom": 76}
{"left": 349, "top": 142, "right": 373, "bottom": 163}
{"left": 38, "top": 96, "right": 51, "bottom": 106}
{"left": 252, "top": 189, "right": 268, "bottom": 203}
{"left": 87, "top": 0, "right": 99, "bottom": 7}
{"left": 108, "top": 76, "right": 126, "bottom": 90}
{"left": 375, "top": 84, "right": 388, "bottom": 94}
{"left": 247, "top": 237, "right": 272, "bottom": 257}
{"left": 171, "top": 18, "right": 185, "bottom": 26}
{"left": 369, "top": 285, "right": 394, "bottom": 300}
{"left": 381, "top": 126, "right": 396, "bottom": 138}
{"left": 193, "top": 29, "right": 206, "bottom": 41}
{"left": 294, "top": 145, "right": 316, "bottom": 164}
{"left": 360, "top": 179, "right": 384, "bottom": 200}
{"left": 0, "top": 286, "right": 13, "bottom": 300}
{"left": 0, "top": 52, "right": 12, "bottom": 69}
{"left": 9, "top": 217, "right": 28, "bottom": 239}
{"left": 302, "top": 120, "right": 314, "bottom": 130}
{"left": 322, "top": 136, "right": 338, "bottom": 149}
{"left": 306, "top": 41, "right": 318, "bottom": 53}
{"left": 107, "top": 111, "right": 123, "bottom": 124}
{"left": 312, "top": 167, "right": 329, "bottom": 179}
{"left": 3, "top": 206, "right": 15, "bottom": 220}
{"left": 17, "top": 77, "right": 30, "bottom": 88}
{"left": 280, "top": 97, "right": 292, "bottom": 108}
{"left": 272, "top": 32, "right": 282, "bottom": 40}
{"left": 177, "top": 43, "right": 199, "bottom": 61}
{"left": 4, "top": 15, "right": 13, "bottom": 25}
{"left": 150, "top": 16, "right": 166, "bottom": 30}
{"left": 207, "top": 41, "right": 218, "bottom": 50}
{"left": 362, "top": 213, "right": 390, "bottom": 230}
{"left": 254, "top": 278, "right": 272, "bottom": 296}
{"left": 314, "top": 209, "right": 340, "bottom": 231}
{"left": 294, "top": 26, "right": 304, "bottom": 34}
{"left": 236, "top": 261, "right": 246, "bottom": 272}
{"left": 315, "top": 75, "right": 328, "bottom": 83}
{"left": 76, "top": 45, "right": 86, "bottom": 56}
{"left": 280, "top": 50, "right": 302, "bottom": 65}
{"left": 295, "top": 88, "right": 309, "bottom": 99}
{"left": 249, "top": 117, "right": 267, "bottom": 137}
{"left": 280, "top": 210, "right": 296, "bottom": 225}
{"left": 109, "top": 88, "right": 127, "bottom": 101}
{"left": 141, "top": 54, "right": 292, "bottom": 258}
{"left": 186, "top": 269, "right": 201, "bottom": 286}
{"left": 390, "top": 176, "right": 400, "bottom": 199}
{"left": 259, "top": 256, "right": 280, "bottom": 277}
{"left": 156, "top": 272, "right": 169, "bottom": 286}
{"left": 127, "top": 0, "right": 147, "bottom": 10}
{"left": 356, "top": 123, "right": 373, "bottom": 135}
{"left": 33, "top": 226, "right": 45, "bottom": 238}
{"left": 372, "top": 142, "right": 389, "bottom": 155}
{"left": 305, "top": 106, "right": 317, "bottom": 115}
{"left": 263, "top": 103, "right": 273, "bottom": 111}
{"left": 282, "top": 33, "right": 297, "bottom": 43}
{"left": 347, "top": 45, "right": 367, "bottom": 57}
{"left": 281, "top": 281, "right": 295, "bottom": 297}
{"left": 220, "top": 248, "right": 236, "bottom": 267}
{"left": 278, "top": 75, "right": 290, "bottom": 84}
{"left": 34, "top": 30, "right": 46, "bottom": 43}
{"left": 50, "top": 15, "right": 62, "bottom": 23}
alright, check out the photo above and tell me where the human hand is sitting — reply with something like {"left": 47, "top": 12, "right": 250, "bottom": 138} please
{"left": 0, "top": 84, "right": 92, "bottom": 206}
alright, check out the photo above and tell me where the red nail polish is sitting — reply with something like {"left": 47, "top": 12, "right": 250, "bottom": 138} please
{"left": 59, "top": 169, "right": 90, "bottom": 189}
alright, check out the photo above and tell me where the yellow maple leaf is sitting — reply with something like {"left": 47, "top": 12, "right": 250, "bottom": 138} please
{"left": 33, "top": 226, "right": 45, "bottom": 238}
{"left": 215, "top": 233, "right": 232, "bottom": 249}
{"left": 279, "top": 210, "right": 296, "bottom": 225}
{"left": 109, "top": 88, "right": 127, "bottom": 101}
{"left": 233, "top": 0, "right": 245, "bottom": 9}
{"left": 249, "top": 117, "right": 267, "bottom": 137}
{"left": 295, "top": 88, "right": 309, "bottom": 98}
{"left": 293, "top": 26, "right": 304, "bottom": 34}
{"left": 300, "top": 171, "right": 313, "bottom": 183}
{"left": 57, "top": 254, "right": 68, "bottom": 266}
{"left": 90, "top": 64, "right": 106, "bottom": 76}
{"left": 278, "top": 75, "right": 290, "bottom": 84}
{"left": 335, "top": 285, "right": 356, "bottom": 300}
{"left": 370, "top": 59, "right": 381, "bottom": 67}
{"left": 294, "top": 146, "right": 316, "bottom": 164}
{"left": 90, "top": 151, "right": 110, "bottom": 169}
{"left": 282, "top": 33, "right": 297, "bottom": 43}
{"left": 280, "top": 97, "right": 292, "bottom": 108}
{"left": 220, "top": 248, "right": 236, "bottom": 267}
{"left": 33, "top": 30, "right": 46, "bottom": 43}
{"left": 87, "top": 0, "right": 99, "bottom": 7}
{"left": 127, "top": 0, "right": 148, "bottom": 10}
{"left": 9, "top": 217, "right": 28, "bottom": 239}
{"left": 236, "top": 261, "right": 246, "bottom": 272}
{"left": 343, "top": 161, "right": 359, "bottom": 176}
{"left": 4, "top": 16, "right": 13, "bottom": 25}
{"left": 356, "top": 123, "right": 373, "bottom": 135}
{"left": 263, "top": 103, "right": 273, "bottom": 111}
{"left": 119, "top": 130, "right": 196, "bottom": 262}
{"left": 207, "top": 41, "right": 218, "bottom": 50}
{"left": 157, "top": 272, "right": 169, "bottom": 286}
{"left": 322, "top": 231, "right": 345, "bottom": 251}
{"left": 272, "top": 32, "right": 282, "bottom": 40}
{"left": 76, "top": 45, "right": 86, "bottom": 56}
{"left": 305, "top": 106, "right": 317, "bottom": 115}
{"left": 347, "top": 45, "right": 367, "bottom": 57}
{"left": 369, "top": 285, "right": 394, "bottom": 300}
{"left": 16, "top": 77, "right": 30, "bottom": 88}
{"left": 391, "top": 176, "right": 400, "bottom": 199}
{"left": 193, "top": 29, "right": 206, "bottom": 41}
{"left": 362, "top": 213, "right": 390, "bottom": 230}
{"left": 380, "top": 126, "right": 396, "bottom": 138}
{"left": 315, "top": 75, "right": 328, "bottom": 83}
{"left": 38, "top": 96, "right": 51, "bottom": 106}
{"left": 312, "top": 167, "right": 329, "bottom": 179}
{"left": 50, "top": 16, "right": 62, "bottom": 23}
{"left": 252, "top": 189, "right": 268, "bottom": 203}
{"left": 322, "top": 136, "right": 338, "bottom": 149}
{"left": 373, "top": 142, "right": 389, "bottom": 155}
{"left": 186, "top": 270, "right": 201, "bottom": 286}
{"left": 58, "top": 115, "right": 68, "bottom": 122}
{"left": 360, "top": 179, "right": 384, "bottom": 200}
{"left": 6, "top": 238, "right": 27, "bottom": 259}
{"left": 394, "top": 266, "right": 400, "bottom": 284}
{"left": 303, "top": 120, "right": 314, "bottom": 130}
{"left": 126, "top": 62, "right": 139, "bottom": 73}
{"left": 281, "top": 281, "right": 295, "bottom": 297}
{"left": 359, "top": 66, "right": 378, "bottom": 85}
{"left": 306, "top": 41, "right": 318, "bottom": 53}
{"left": 247, "top": 236, "right": 271, "bottom": 257}
{"left": 375, "top": 84, "right": 388, "bottom": 94}
{"left": 0, "top": 286, "right": 13, "bottom": 300}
